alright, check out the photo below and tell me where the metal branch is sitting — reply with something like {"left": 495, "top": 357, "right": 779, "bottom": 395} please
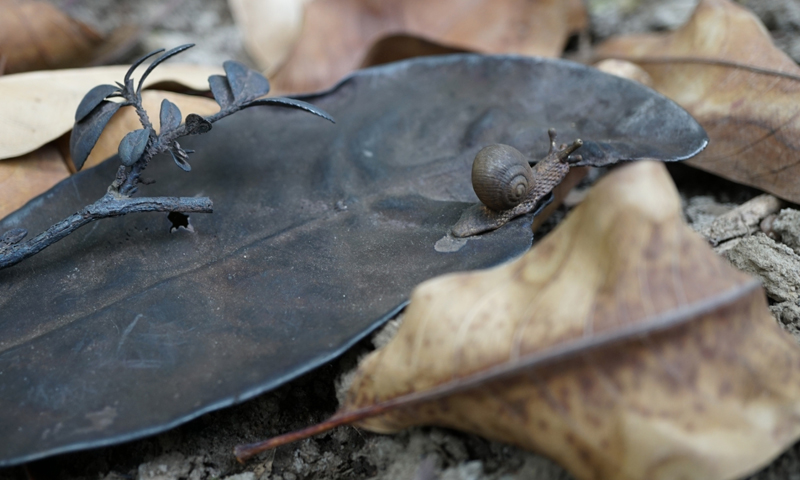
{"left": 4, "top": 48, "right": 332, "bottom": 269}
{"left": 0, "top": 194, "right": 212, "bottom": 270}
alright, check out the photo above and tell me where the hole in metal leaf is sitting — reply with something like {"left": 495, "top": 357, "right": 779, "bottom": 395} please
{"left": 168, "top": 212, "right": 194, "bottom": 233}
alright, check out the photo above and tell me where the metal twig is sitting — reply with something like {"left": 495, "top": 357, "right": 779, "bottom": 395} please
{"left": 0, "top": 194, "right": 212, "bottom": 269}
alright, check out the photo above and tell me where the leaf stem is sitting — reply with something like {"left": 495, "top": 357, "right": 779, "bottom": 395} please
{"left": 0, "top": 194, "right": 212, "bottom": 270}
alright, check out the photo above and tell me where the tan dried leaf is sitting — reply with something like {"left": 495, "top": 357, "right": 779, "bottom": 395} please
{"left": 595, "top": 0, "right": 800, "bottom": 204}
{"left": 248, "top": 0, "right": 586, "bottom": 94}
{"left": 73, "top": 91, "right": 219, "bottom": 171}
{"left": 0, "top": 144, "right": 70, "bottom": 220}
{"left": 0, "top": 64, "right": 221, "bottom": 160}
{"left": 240, "top": 162, "right": 800, "bottom": 480}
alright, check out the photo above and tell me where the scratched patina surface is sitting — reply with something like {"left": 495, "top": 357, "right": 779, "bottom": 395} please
{"left": 0, "top": 55, "right": 707, "bottom": 465}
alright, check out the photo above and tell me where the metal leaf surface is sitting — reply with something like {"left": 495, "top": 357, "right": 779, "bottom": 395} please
{"left": 135, "top": 44, "right": 195, "bottom": 94}
{"left": 208, "top": 74, "right": 234, "bottom": 109}
{"left": 74, "top": 84, "right": 118, "bottom": 122}
{"left": 184, "top": 113, "right": 212, "bottom": 135}
{"left": 69, "top": 100, "right": 123, "bottom": 171}
{"left": 245, "top": 97, "right": 336, "bottom": 123}
{"left": 169, "top": 144, "right": 192, "bottom": 171}
{"left": 159, "top": 98, "right": 182, "bottom": 131}
{"left": 124, "top": 48, "right": 163, "bottom": 85}
{"left": 118, "top": 128, "right": 151, "bottom": 166}
{"left": 0, "top": 55, "right": 707, "bottom": 466}
{"left": 223, "top": 60, "right": 271, "bottom": 102}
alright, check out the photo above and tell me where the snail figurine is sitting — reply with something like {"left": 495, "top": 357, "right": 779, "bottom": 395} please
{"left": 451, "top": 128, "right": 583, "bottom": 238}
{"left": 471, "top": 144, "right": 533, "bottom": 211}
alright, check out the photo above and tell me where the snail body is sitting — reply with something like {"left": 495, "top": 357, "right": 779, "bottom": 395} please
{"left": 471, "top": 144, "right": 533, "bottom": 211}
{"left": 452, "top": 130, "right": 582, "bottom": 238}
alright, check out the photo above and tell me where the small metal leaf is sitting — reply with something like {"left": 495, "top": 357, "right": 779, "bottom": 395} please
{"left": 169, "top": 143, "right": 192, "bottom": 171}
{"left": 74, "top": 84, "right": 118, "bottom": 122}
{"left": 244, "top": 97, "right": 335, "bottom": 123}
{"left": 118, "top": 128, "right": 151, "bottom": 166}
{"left": 223, "top": 60, "right": 270, "bottom": 103}
{"left": 136, "top": 44, "right": 195, "bottom": 95}
{"left": 159, "top": 99, "right": 182, "bottom": 131}
{"left": 124, "top": 48, "right": 164, "bottom": 85}
{"left": 184, "top": 114, "right": 212, "bottom": 135}
{"left": 69, "top": 101, "right": 123, "bottom": 171}
{"left": 208, "top": 75, "right": 234, "bottom": 109}
{"left": 0, "top": 228, "right": 27, "bottom": 245}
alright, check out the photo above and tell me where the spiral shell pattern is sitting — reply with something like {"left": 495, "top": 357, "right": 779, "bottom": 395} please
{"left": 471, "top": 144, "right": 534, "bottom": 211}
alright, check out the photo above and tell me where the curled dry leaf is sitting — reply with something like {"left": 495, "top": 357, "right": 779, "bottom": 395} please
{"left": 0, "top": 145, "right": 70, "bottom": 220}
{"left": 73, "top": 90, "right": 219, "bottom": 171}
{"left": 0, "top": 64, "right": 221, "bottom": 161}
{"left": 242, "top": 162, "right": 800, "bottom": 480}
{"left": 241, "top": 0, "right": 586, "bottom": 94}
{"left": 596, "top": 0, "right": 800, "bottom": 204}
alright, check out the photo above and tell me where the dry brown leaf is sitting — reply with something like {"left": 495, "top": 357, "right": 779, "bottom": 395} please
{"left": 0, "top": 144, "right": 70, "bottom": 219}
{"left": 243, "top": 0, "right": 586, "bottom": 94}
{"left": 73, "top": 90, "right": 219, "bottom": 171}
{"left": 596, "top": 0, "right": 800, "bottom": 204}
{"left": 0, "top": 0, "right": 110, "bottom": 74}
{"left": 240, "top": 161, "right": 800, "bottom": 480}
{"left": 0, "top": 64, "right": 221, "bottom": 160}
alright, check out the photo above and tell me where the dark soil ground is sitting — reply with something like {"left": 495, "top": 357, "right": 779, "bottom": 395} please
{"left": 3, "top": 0, "right": 800, "bottom": 479}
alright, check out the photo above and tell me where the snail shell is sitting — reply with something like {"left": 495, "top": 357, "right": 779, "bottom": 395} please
{"left": 471, "top": 144, "right": 533, "bottom": 211}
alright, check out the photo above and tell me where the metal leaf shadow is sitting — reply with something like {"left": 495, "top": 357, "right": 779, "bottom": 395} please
{"left": 0, "top": 55, "right": 707, "bottom": 465}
